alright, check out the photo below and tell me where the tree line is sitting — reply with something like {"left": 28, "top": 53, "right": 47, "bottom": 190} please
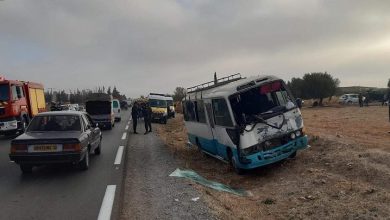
{"left": 45, "top": 86, "right": 127, "bottom": 104}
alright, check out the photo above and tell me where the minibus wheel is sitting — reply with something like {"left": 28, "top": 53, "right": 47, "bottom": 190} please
{"left": 231, "top": 156, "right": 244, "bottom": 175}
{"left": 228, "top": 150, "right": 244, "bottom": 175}
{"left": 289, "top": 151, "right": 297, "bottom": 158}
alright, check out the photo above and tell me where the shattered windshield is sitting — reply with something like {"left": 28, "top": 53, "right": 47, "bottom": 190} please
{"left": 0, "top": 84, "right": 10, "bottom": 101}
{"left": 230, "top": 81, "right": 295, "bottom": 125}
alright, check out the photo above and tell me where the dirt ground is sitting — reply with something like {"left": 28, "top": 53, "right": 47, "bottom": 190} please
{"left": 155, "top": 106, "right": 390, "bottom": 220}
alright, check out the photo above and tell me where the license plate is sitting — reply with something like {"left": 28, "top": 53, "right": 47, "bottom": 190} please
{"left": 28, "top": 144, "right": 62, "bottom": 152}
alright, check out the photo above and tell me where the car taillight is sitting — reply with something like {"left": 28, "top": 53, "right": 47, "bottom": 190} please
{"left": 10, "top": 144, "right": 27, "bottom": 153}
{"left": 63, "top": 143, "right": 81, "bottom": 152}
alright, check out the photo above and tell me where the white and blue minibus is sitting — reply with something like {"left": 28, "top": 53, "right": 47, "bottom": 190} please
{"left": 183, "top": 74, "right": 308, "bottom": 174}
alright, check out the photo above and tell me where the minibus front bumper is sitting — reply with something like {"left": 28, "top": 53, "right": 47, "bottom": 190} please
{"left": 236, "top": 135, "right": 308, "bottom": 169}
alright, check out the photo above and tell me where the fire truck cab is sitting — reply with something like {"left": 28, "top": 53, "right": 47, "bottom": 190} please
{"left": 0, "top": 76, "right": 46, "bottom": 135}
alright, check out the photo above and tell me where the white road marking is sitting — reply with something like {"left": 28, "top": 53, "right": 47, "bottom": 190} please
{"left": 125, "top": 125, "right": 129, "bottom": 130}
{"left": 97, "top": 185, "right": 116, "bottom": 220}
{"left": 114, "top": 146, "right": 124, "bottom": 165}
{"left": 121, "top": 132, "right": 127, "bottom": 140}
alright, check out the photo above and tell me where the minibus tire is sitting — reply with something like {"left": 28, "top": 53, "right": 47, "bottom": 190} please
{"left": 231, "top": 155, "right": 244, "bottom": 175}
{"left": 289, "top": 151, "right": 297, "bottom": 158}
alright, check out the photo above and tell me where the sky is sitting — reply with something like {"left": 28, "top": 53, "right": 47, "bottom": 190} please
{"left": 1, "top": 0, "right": 390, "bottom": 98}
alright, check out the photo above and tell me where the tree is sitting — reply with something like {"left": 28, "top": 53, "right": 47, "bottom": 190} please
{"left": 301, "top": 72, "right": 340, "bottom": 106}
{"left": 107, "top": 87, "right": 112, "bottom": 95}
{"left": 287, "top": 77, "right": 305, "bottom": 98}
{"left": 112, "top": 86, "right": 120, "bottom": 98}
{"left": 173, "top": 87, "right": 187, "bottom": 102}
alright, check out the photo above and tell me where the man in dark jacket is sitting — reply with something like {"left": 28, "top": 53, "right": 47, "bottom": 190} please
{"left": 142, "top": 103, "right": 152, "bottom": 134}
{"left": 131, "top": 102, "right": 139, "bottom": 134}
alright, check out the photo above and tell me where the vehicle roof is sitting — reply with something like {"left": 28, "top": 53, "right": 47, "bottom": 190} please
{"left": 36, "top": 111, "right": 85, "bottom": 116}
{"left": 187, "top": 75, "right": 280, "bottom": 99}
{"left": 148, "top": 94, "right": 171, "bottom": 100}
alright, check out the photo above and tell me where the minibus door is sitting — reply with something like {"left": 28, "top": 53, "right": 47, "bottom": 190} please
{"left": 204, "top": 103, "right": 218, "bottom": 155}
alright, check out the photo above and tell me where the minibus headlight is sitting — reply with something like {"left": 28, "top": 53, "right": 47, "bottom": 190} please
{"left": 295, "top": 130, "right": 302, "bottom": 137}
{"left": 290, "top": 133, "right": 296, "bottom": 140}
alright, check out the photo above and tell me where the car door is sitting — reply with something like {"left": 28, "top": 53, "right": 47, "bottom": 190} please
{"left": 85, "top": 114, "right": 101, "bottom": 148}
{"left": 81, "top": 115, "right": 97, "bottom": 149}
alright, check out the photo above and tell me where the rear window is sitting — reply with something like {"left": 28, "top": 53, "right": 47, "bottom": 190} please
{"left": 86, "top": 101, "right": 112, "bottom": 115}
{"left": 27, "top": 115, "right": 82, "bottom": 132}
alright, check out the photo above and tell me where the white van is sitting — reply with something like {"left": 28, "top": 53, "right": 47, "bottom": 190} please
{"left": 112, "top": 99, "right": 121, "bottom": 122}
{"left": 183, "top": 74, "right": 308, "bottom": 174}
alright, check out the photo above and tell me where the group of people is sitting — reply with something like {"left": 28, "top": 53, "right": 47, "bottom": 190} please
{"left": 131, "top": 101, "right": 152, "bottom": 135}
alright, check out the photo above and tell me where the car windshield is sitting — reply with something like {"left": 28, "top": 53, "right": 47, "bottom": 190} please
{"left": 0, "top": 84, "right": 10, "bottom": 101}
{"left": 149, "top": 99, "right": 167, "bottom": 108}
{"left": 230, "top": 81, "right": 295, "bottom": 125}
{"left": 27, "top": 115, "right": 82, "bottom": 132}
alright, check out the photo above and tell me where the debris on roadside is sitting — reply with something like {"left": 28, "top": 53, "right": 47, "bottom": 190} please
{"left": 191, "top": 197, "right": 200, "bottom": 202}
{"left": 169, "top": 168, "right": 250, "bottom": 196}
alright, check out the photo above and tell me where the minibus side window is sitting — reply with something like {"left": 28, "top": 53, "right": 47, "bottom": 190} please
{"left": 196, "top": 100, "right": 207, "bottom": 123}
{"left": 183, "top": 101, "right": 196, "bottom": 121}
{"left": 212, "top": 99, "right": 233, "bottom": 127}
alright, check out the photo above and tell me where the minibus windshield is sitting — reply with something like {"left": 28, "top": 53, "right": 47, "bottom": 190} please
{"left": 149, "top": 99, "right": 167, "bottom": 108}
{"left": 230, "top": 81, "right": 296, "bottom": 125}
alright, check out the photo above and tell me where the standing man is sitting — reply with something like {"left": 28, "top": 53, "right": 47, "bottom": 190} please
{"left": 358, "top": 93, "right": 363, "bottom": 107}
{"left": 143, "top": 103, "right": 152, "bottom": 134}
{"left": 131, "top": 102, "right": 139, "bottom": 134}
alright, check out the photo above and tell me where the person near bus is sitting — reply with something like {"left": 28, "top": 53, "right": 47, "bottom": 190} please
{"left": 358, "top": 93, "right": 363, "bottom": 107}
{"left": 143, "top": 103, "right": 152, "bottom": 134}
{"left": 131, "top": 102, "right": 139, "bottom": 134}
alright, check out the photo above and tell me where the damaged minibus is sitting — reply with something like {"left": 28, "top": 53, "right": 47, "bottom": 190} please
{"left": 183, "top": 74, "right": 308, "bottom": 174}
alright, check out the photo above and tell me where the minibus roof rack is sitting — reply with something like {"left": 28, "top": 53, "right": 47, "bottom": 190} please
{"left": 187, "top": 73, "right": 242, "bottom": 94}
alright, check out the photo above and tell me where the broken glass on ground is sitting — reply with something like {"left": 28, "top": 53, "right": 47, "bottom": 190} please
{"left": 169, "top": 168, "right": 250, "bottom": 196}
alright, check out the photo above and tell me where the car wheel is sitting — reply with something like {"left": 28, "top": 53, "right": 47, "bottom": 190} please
{"left": 79, "top": 150, "right": 90, "bottom": 170}
{"left": 230, "top": 154, "right": 245, "bottom": 175}
{"left": 107, "top": 123, "right": 112, "bottom": 130}
{"left": 162, "top": 117, "right": 167, "bottom": 124}
{"left": 20, "top": 164, "right": 33, "bottom": 174}
{"left": 118, "top": 118, "right": 121, "bottom": 122}
{"left": 94, "top": 139, "right": 102, "bottom": 155}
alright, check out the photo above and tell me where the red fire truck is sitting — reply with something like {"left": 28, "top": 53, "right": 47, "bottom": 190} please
{"left": 0, "top": 76, "right": 46, "bottom": 135}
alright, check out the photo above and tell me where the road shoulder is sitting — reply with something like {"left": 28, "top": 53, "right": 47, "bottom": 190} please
{"left": 120, "top": 122, "right": 215, "bottom": 220}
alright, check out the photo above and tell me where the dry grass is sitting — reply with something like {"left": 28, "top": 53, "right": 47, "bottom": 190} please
{"left": 155, "top": 106, "right": 390, "bottom": 220}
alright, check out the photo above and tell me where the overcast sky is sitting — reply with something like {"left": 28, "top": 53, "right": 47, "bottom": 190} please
{"left": 1, "top": 0, "right": 390, "bottom": 97}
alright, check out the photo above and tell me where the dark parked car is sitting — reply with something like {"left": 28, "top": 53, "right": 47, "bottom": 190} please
{"left": 9, "top": 111, "right": 102, "bottom": 173}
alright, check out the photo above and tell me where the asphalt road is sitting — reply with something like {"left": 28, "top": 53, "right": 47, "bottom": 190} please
{"left": 0, "top": 111, "right": 131, "bottom": 220}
